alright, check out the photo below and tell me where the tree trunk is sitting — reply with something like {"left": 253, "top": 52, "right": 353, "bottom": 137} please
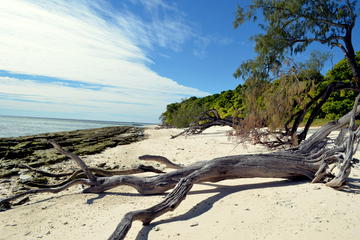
{"left": 286, "top": 81, "right": 357, "bottom": 144}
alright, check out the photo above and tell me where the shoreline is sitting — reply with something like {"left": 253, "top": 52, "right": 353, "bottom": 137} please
{"left": 0, "top": 126, "right": 145, "bottom": 181}
{"left": 0, "top": 115, "right": 152, "bottom": 138}
{"left": 1, "top": 126, "right": 360, "bottom": 239}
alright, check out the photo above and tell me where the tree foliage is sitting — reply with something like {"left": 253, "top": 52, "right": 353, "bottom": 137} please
{"left": 160, "top": 85, "right": 246, "bottom": 127}
{"left": 240, "top": 54, "right": 326, "bottom": 132}
{"left": 320, "top": 51, "right": 360, "bottom": 119}
{"left": 231, "top": 0, "right": 359, "bottom": 145}
{"left": 160, "top": 51, "right": 360, "bottom": 132}
{"left": 234, "top": 0, "right": 359, "bottom": 83}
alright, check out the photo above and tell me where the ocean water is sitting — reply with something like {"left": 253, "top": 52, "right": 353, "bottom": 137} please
{"left": 0, "top": 115, "right": 148, "bottom": 138}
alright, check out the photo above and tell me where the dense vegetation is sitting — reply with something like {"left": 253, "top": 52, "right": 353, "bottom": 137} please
{"left": 318, "top": 52, "right": 360, "bottom": 119}
{"left": 161, "top": 51, "right": 360, "bottom": 128}
{"left": 160, "top": 85, "right": 246, "bottom": 128}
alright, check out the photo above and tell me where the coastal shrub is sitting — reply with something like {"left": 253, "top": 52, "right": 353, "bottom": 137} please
{"left": 160, "top": 85, "right": 246, "bottom": 127}
{"left": 160, "top": 51, "right": 360, "bottom": 128}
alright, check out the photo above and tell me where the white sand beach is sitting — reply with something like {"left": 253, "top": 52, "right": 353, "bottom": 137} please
{"left": 1, "top": 126, "right": 360, "bottom": 240}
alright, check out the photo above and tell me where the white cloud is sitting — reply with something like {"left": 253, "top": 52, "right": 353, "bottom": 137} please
{"left": 121, "top": 0, "right": 193, "bottom": 51}
{"left": 0, "top": 76, "right": 169, "bottom": 121}
{"left": 0, "top": 0, "right": 208, "bottom": 122}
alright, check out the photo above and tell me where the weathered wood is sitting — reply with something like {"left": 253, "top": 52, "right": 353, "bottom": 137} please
{"left": 326, "top": 94, "right": 360, "bottom": 187}
{"left": 108, "top": 177, "right": 194, "bottom": 240}
{"left": 297, "top": 104, "right": 360, "bottom": 153}
{"left": 0, "top": 144, "right": 320, "bottom": 206}
{"left": 171, "top": 109, "right": 241, "bottom": 139}
{"left": 139, "top": 155, "right": 183, "bottom": 169}
{"left": 48, "top": 140, "right": 98, "bottom": 184}
{"left": 23, "top": 165, "right": 164, "bottom": 188}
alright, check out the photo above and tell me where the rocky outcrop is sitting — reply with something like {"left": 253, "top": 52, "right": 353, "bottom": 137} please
{"left": 0, "top": 126, "right": 145, "bottom": 178}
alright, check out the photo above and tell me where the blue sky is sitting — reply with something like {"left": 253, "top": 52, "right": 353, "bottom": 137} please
{"left": 0, "top": 0, "right": 359, "bottom": 123}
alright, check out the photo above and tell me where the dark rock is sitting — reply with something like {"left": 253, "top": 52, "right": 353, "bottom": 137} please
{"left": 0, "top": 200, "right": 11, "bottom": 211}
{"left": 0, "top": 126, "right": 145, "bottom": 179}
{"left": 31, "top": 177, "right": 49, "bottom": 184}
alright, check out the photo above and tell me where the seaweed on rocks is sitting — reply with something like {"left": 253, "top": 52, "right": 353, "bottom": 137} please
{"left": 0, "top": 126, "right": 145, "bottom": 179}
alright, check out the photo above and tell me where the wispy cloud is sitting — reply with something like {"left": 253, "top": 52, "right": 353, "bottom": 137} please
{"left": 0, "top": 0, "right": 208, "bottom": 122}
{"left": 123, "top": 0, "right": 193, "bottom": 52}
{"left": 193, "top": 35, "right": 234, "bottom": 58}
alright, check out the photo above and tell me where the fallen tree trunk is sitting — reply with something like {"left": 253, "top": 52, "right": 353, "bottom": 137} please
{"left": 1, "top": 96, "right": 360, "bottom": 239}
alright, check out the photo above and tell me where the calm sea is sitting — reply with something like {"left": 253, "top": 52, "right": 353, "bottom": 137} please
{"left": 0, "top": 115, "right": 149, "bottom": 138}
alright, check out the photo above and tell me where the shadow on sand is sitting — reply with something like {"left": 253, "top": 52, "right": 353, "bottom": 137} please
{"left": 133, "top": 179, "right": 306, "bottom": 240}
{"left": 338, "top": 177, "right": 360, "bottom": 194}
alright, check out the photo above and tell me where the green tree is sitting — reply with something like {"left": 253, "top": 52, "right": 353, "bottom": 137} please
{"left": 160, "top": 85, "right": 246, "bottom": 128}
{"left": 320, "top": 51, "right": 360, "bottom": 119}
{"left": 234, "top": 0, "right": 359, "bottom": 144}
{"left": 234, "top": 0, "right": 359, "bottom": 83}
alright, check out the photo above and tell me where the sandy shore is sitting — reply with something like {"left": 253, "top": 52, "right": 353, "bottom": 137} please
{"left": 1, "top": 126, "right": 360, "bottom": 240}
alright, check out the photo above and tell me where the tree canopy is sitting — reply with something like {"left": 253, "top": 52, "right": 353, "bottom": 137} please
{"left": 234, "top": 0, "right": 359, "bottom": 85}
{"left": 232, "top": 0, "right": 359, "bottom": 145}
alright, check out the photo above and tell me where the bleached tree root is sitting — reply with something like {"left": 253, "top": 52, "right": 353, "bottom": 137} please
{"left": 108, "top": 152, "right": 323, "bottom": 239}
{"left": 23, "top": 164, "right": 164, "bottom": 188}
{"left": 0, "top": 148, "right": 320, "bottom": 207}
{"left": 109, "top": 177, "right": 194, "bottom": 240}
{"left": 325, "top": 94, "right": 360, "bottom": 187}
{"left": 22, "top": 163, "right": 164, "bottom": 179}
{"left": 107, "top": 95, "right": 360, "bottom": 239}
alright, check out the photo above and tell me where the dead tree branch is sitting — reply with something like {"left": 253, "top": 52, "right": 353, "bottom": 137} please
{"left": 139, "top": 155, "right": 183, "bottom": 169}
{"left": 171, "top": 109, "right": 242, "bottom": 139}
{"left": 48, "top": 140, "right": 97, "bottom": 184}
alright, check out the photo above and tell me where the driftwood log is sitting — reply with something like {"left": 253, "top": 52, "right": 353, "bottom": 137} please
{"left": 171, "top": 109, "right": 241, "bottom": 139}
{"left": 1, "top": 96, "right": 360, "bottom": 239}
